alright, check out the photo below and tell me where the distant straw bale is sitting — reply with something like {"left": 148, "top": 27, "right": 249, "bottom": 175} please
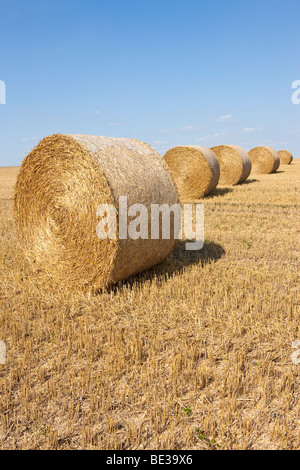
{"left": 277, "top": 150, "right": 293, "bottom": 165}
{"left": 210, "top": 145, "right": 252, "bottom": 185}
{"left": 248, "top": 146, "right": 280, "bottom": 174}
{"left": 163, "top": 146, "right": 220, "bottom": 200}
{"left": 14, "top": 134, "right": 180, "bottom": 291}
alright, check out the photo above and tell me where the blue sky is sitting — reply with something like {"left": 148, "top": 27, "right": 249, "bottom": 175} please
{"left": 0, "top": 0, "right": 299, "bottom": 166}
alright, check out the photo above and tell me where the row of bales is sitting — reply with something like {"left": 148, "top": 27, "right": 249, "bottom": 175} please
{"left": 14, "top": 135, "right": 294, "bottom": 291}
{"left": 163, "top": 145, "right": 293, "bottom": 200}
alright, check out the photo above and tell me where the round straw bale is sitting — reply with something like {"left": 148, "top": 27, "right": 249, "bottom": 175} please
{"left": 210, "top": 145, "right": 252, "bottom": 185}
{"left": 14, "top": 134, "right": 180, "bottom": 291}
{"left": 163, "top": 146, "right": 220, "bottom": 200}
{"left": 277, "top": 150, "right": 293, "bottom": 165}
{"left": 248, "top": 146, "right": 280, "bottom": 174}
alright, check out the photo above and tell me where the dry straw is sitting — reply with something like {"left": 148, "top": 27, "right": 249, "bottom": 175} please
{"left": 163, "top": 146, "right": 220, "bottom": 200}
{"left": 248, "top": 146, "right": 280, "bottom": 174}
{"left": 277, "top": 150, "right": 293, "bottom": 165}
{"left": 14, "top": 134, "right": 180, "bottom": 291}
{"left": 210, "top": 145, "right": 252, "bottom": 185}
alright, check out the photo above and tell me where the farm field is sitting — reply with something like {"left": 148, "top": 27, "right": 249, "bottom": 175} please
{"left": 0, "top": 162, "right": 299, "bottom": 450}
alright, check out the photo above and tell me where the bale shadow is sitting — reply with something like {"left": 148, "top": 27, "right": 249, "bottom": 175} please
{"left": 107, "top": 241, "right": 225, "bottom": 293}
{"left": 171, "top": 240, "right": 225, "bottom": 265}
{"left": 205, "top": 187, "right": 234, "bottom": 199}
{"left": 240, "top": 178, "right": 258, "bottom": 185}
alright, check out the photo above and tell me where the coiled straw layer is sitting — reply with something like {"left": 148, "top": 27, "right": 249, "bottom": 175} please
{"left": 210, "top": 145, "right": 252, "bottom": 185}
{"left": 248, "top": 146, "right": 280, "bottom": 174}
{"left": 163, "top": 146, "right": 220, "bottom": 200}
{"left": 277, "top": 150, "right": 293, "bottom": 165}
{"left": 14, "top": 134, "right": 180, "bottom": 291}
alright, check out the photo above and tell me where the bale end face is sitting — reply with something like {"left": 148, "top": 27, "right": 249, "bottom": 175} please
{"left": 210, "top": 145, "right": 251, "bottom": 185}
{"left": 277, "top": 150, "right": 293, "bottom": 165}
{"left": 163, "top": 146, "right": 220, "bottom": 200}
{"left": 248, "top": 146, "right": 280, "bottom": 174}
{"left": 14, "top": 134, "right": 180, "bottom": 291}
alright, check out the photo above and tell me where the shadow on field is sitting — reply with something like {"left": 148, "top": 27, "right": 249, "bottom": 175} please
{"left": 171, "top": 240, "right": 225, "bottom": 266}
{"left": 240, "top": 178, "right": 258, "bottom": 185}
{"left": 207, "top": 187, "right": 233, "bottom": 198}
{"left": 109, "top": 241, "right": 225, "bottom": 292}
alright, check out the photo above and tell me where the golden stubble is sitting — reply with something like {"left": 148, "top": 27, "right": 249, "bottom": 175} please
{"left": 0, "top": 161, "right": 299, "bottom": 450}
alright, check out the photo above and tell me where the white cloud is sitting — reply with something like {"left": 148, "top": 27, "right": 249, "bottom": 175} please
{"left": 21, "top": 137, "right": 39, "bottom": 143}
{"left": 243, "top": 127, "right": 264, "bottom": 133}
{"left": 195, "top": 132, "right": 229, "bottom": 142}
{"left": 239, "top": 142, "right": 252, "bottom": 147}
{"left": 216, "top": 114, "right": 234, "bottom": 122}
{"left": 270, "top": 141, "right": 289, "bottom": 147}
{"left": 179, "top": 125, "right": 206, "bottom": 131}
{"left": 109, "top": 122, "right": 121, "bottom": 127}
{"left": 157, "top": 128, "right": 170, "bottom": 134}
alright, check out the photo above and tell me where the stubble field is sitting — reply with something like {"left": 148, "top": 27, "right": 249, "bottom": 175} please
{"left": 0, "top": 161, "right": 299, "bottom": 450}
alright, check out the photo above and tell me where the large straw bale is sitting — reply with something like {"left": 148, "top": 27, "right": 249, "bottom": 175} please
{"left": 210, "top": 145, "right": 252, "bottom": 185}
{"left": 277, "top": 150, "right": 293, "bottom": 165}
{"left": 248, "top": 146, "right": 280, "bottom": 174}
{"left": 163, "top": 146, "right": 220, "bottom": 200}
{"left": 14, "top": 134, "right": 180, "bottom": 290}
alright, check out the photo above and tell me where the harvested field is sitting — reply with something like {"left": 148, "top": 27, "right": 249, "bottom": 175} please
{"left": 0, "top": 167, "right": 19, "bottom": 199}
{"left": 0, "top": 161, "right": 299, "bottom": 450}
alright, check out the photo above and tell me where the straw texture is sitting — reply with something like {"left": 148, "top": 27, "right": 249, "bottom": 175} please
{"left": 248, "top": 146, "right": 280, "bottom": 174}
{"left": 210, "top": 145, "right": 252, "bottom": 185}
{"left": 163, "top": 146, "right": 220, "bottom": 200}
{"left": 14, "top": 134, "right": 180, "bottom": 290}
{"left": 277, "top": 150, "right": 293, "bottom": 165}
